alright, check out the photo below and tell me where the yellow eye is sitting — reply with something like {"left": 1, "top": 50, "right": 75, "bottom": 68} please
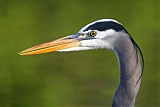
{"left": 90, "top": 31, "right": 97, "bottom": 37}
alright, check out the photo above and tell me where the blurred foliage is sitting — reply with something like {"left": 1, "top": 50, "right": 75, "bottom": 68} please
{"left": 0, "top": 0, "right": 159, "bottom": 107}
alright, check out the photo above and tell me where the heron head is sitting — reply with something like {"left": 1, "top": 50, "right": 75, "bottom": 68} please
{"left": 19, "top": 19, "right": 128, "bottom": 55}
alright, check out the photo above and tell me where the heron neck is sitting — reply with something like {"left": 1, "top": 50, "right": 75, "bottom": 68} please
{"left": 112, "top": 35, "right": 141, "bottom": 107}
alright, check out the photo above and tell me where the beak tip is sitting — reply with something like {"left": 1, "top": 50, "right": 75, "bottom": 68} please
{"left": 18, "top": 52, "right": 25, "bottom": 56}
{"left": 18, "top": 50, "right": 30, "bottom": 56}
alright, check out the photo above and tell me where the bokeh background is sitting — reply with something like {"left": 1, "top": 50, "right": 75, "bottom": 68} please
{"left": 0, "top": 0, "right": 159, "bottom": 107}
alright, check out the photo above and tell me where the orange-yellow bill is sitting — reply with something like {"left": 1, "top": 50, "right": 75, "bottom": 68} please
{"left": 19, "top": 37, "right": 80, "bottom": 55}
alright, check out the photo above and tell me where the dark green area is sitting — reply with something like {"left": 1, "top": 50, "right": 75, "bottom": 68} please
{"left": 0, "top": 0, "right": 159, "bottom": 107}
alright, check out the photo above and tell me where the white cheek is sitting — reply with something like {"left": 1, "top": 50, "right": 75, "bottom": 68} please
{"left": 80, "top": 39, "right": 111, "bottom": 49}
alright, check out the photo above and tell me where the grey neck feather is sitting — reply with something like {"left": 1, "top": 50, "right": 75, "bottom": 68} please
{"left": 111, "top": 32, "right": 141, "bottom": 107}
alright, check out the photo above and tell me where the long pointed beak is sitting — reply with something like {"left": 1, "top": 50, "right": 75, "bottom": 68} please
{"left": 19, "top": 36, "right": 80, "bottom": 55}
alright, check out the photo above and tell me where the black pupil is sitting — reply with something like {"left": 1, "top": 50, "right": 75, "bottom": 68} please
{"left": 91, "top": 32, "right": 95, "bottom": 36}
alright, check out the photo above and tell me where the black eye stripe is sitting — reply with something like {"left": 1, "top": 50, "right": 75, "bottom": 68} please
{"left": 84, "top": 21, "right": 128, "bottom": 34}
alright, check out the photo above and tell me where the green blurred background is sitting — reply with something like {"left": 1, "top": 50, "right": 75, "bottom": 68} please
{"left": 0, "top": 0, "right": 159, "bottom": 107}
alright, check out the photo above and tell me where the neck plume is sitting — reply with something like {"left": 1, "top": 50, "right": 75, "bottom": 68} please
{"left": 112, "top": 33, "right": 142, "bottom": 107}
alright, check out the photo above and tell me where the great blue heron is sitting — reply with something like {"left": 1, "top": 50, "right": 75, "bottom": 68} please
{"left": 19, "top": 19, "right": 144, "bottom": 107}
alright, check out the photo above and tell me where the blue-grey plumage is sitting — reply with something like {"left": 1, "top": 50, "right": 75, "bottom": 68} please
{"left": 19, "top": 19, "right": 144, "bottom": 107}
